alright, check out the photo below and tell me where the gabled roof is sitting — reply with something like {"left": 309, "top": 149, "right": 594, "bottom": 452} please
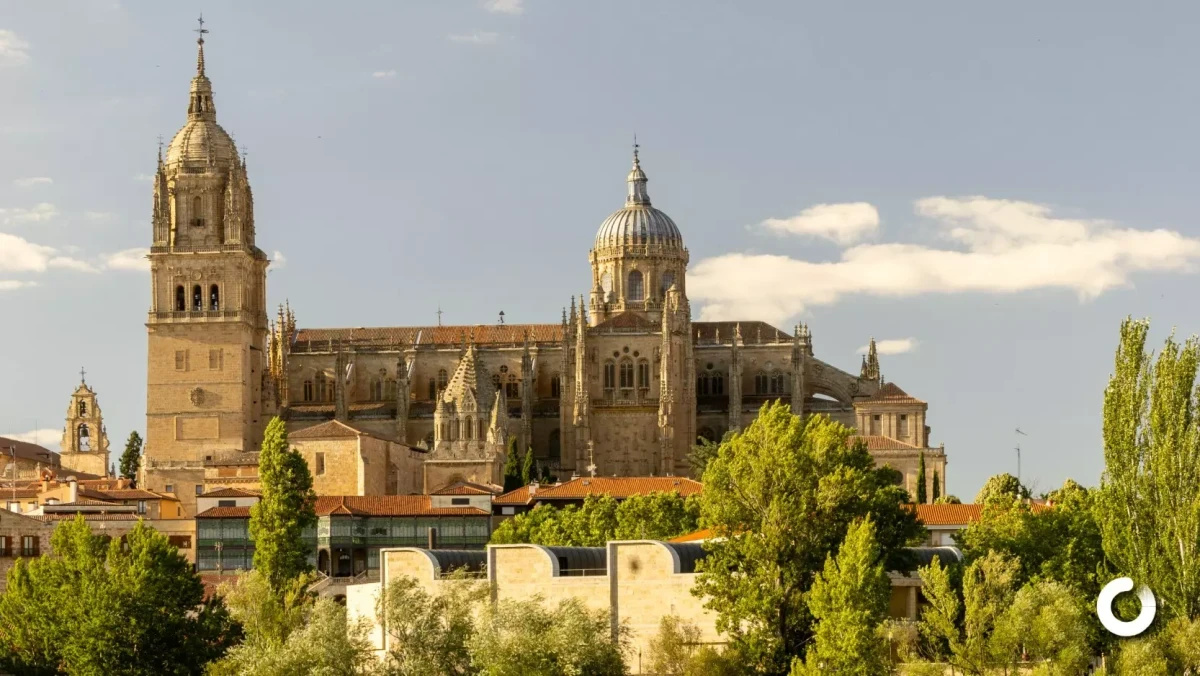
{"left": 199, "top": 487, "right": 260, "bottom": 498}
{"left": 533, "top": 476, "right": 703, "bottom": 501}
{"left": 0, "top": 436, "right": 61, "bottom": 464}
{"left": 911, "top": 503, "right": 982, "bottom": 526}
{"left": 668, "top": 528, "right": 712, "bottom": 543}
{"left": 196, "top": 506, "right": 252, "bottom": 518}
{"left": 859, "top": 382, "right": 926, "bottom": 405}
{"left": 289, "top": 419, "right": 370, "bottom": 440}
{"left": 849, "top": 435, "right": 920, "bottom": 451}
{"left": 198, "top": 496, "right": 490, "bottom": 518}
{"left": 83, "top": 489, "right": 175, "bottom": 502}
{"left": 494, "top": 485, "right": 536, "bottom": 506}
{"left": 432, "top": 481, "right": 503, "bottom": 496}
{"left": 593, "top": 312, "right": 658, "bottom": 331}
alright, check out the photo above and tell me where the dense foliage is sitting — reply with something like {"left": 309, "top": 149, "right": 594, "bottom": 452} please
{"left": 250, "top": 417, "right": 317, "bottom": 591}
{"left": 973, "top": 472, "right": 1029, "bottom": 506}
{"left": 489, "top": 491, "right": 701, "bottom": 546}
{"left": 693, "top": 402, "right": 924, "bottom": 675}
{"left": 0, "top": 517, "right": 239, "bottom": 675}
{"left": 119, "top": 430, "right": 142, "bottom": 485}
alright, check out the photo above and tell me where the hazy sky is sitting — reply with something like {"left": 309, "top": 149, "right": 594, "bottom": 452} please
{"left": 3, "top": 1, "right": 1200, "bottom": 499}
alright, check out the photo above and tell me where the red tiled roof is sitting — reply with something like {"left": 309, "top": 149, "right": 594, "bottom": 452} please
{"left": 494, "top": 485, "right": 534, "bottom": 506}
{"left": 0, "top": 488, "right": 40, "bottom": 499}
{"left": 669, "top": 528, "right": 712, "bottom": 543}
{"left": 199, "top": 487, "right": 260, "bottom": 498}
{"left": 432, "top": 481, "right": 503, "bottom": 496}
{"left": 85, "top": 489, "right": 174, "bottom": 502}
{"left": 534, "top": 477, "right": 703, "bottom": 501}
{"left": 860, "top": 382, "right": 926, "bottom": 405}
{"left": 315, "top": 495, "right": 488, "bottom": 517}
{"left": 196, "top": 506, "right": 252, "bottom": 518}
{"left": 0, "top": 436, "right": 61, "bottom": 464}
{"left": 54, "top": 498, "right": 120, "bottom": 507}
{"left": 293, "top": 324, "right": 564, "bottom": 350}
{"left": 849, "top": 435, "right": 920, "bottom": 451}
{"left": 41, "top": 512, "right": 143, "bottom": 521}
{"left": 911, "top": 504, "right": 982, "bottom": 526}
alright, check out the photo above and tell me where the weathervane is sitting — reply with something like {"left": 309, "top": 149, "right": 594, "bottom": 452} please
{"left": 80, "top": 366, "right": 87, "bottom": 385}
{"left": 195, "top": 13, "right": 208, "bottom": 43}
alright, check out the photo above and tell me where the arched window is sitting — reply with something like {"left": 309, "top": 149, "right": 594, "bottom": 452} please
{"left": 78, "top": 401, "right": 87, "bottom": 417}
{"left": 303, "top": 380, "right": 313, "bottom": 402}
{"left": 754, "top": 372, "right": 768, "bottom": 395}
{"left": 661, "top": 271, "right": 675, "bottom": 294}
{"left": 548, "top": 429, "right": 561, "bottom": 460}
{"left": 464, "top": 418, "right": 473, "bottom": 441}
{"left": 78, "top": 424, "right": 90, "bottom": 451}
{"left": 209, "top": 284, "right": 219, "bottom": 311}
{"left": 619, "top": 360, "right": 634, "bottom": 389}
{"left": 192, "top": 196, "right": 203, "bottom": 226}
{"left": 316, "top": 373, "right": 328, "bottom": 402}
{"left": 428, "top": 378, "right": 437, "bottom": 401}
{"left": 385, "top": 378, "right": 396, "bottom": 399}
{"left": 175, "top": 286, "right": 186, "bottom": 311}
{"left": 550, "top": 375, "right": 561, "bottom": 398}
{"left": 371, "top": 379, "right": 382, "bottom": 402}
{"left": 712, "top": 371, "right": 725, "bottom": 395}
{"left": 506, "top": 375, "right": 519, "bottom": 399}
{"left": 697, "top": 373, "right": 710, "bottom": 396}
{"left": 437, "top": 369, "right": 449, "bottom": 391}
{"left": 627, "top": 270, "right": 644, "bottom": 301}
{"left": 637, "top": 360, "right": 650, "bottom": 388}
{"left": 603, "top": 361, "right": 616, "bottom": 390}
{"left": 192, "top": 285, "right": 202, "bottom": 312}
{"left": 492, "top": 374, "right": 501, "bottom": 391}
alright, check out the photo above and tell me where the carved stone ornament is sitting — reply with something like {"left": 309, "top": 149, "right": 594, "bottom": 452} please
{"left": 190, "top": 387, "right": 206, "bottom": 406}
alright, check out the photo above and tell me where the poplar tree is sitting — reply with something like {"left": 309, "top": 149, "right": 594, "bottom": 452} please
{"left": 119, "top": 431, "right": 143, "bottom": 485}
{"left": 931, "top": 469, "right": 941, "bottom": 503}
{"left": 250, "top": 417, "right": 317, "bottom": 592}
{"left": 1096, "top": 317, "right": 1200, "bottom": 621}
{"left": 502, "top": 438, "right": 523, "bottom": 492}
{"left": 916, "top": 452, "right": 927, "bottom": 504}
{"left": 521, "top": 446, "right": 535, "bottom": 485}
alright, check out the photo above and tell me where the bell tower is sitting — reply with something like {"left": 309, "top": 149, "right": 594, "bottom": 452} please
{"left": 142, "top": 18, "right": 271, "bottom": 516}
{"left": 60, "top": 369, "right": 111, "bottom": 478}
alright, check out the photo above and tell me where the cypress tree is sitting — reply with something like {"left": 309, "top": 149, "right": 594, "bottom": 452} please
{"left": 119, "top": 431, "right": 143, "bottom": 486}
{"left": 250, "top": 417, "right": 317, "bottom": 592}
{"left": 931, "top": 469, "right": 941, "bottom": 503}
{"left": 521, "top": 447, "right": 535, "bottom": 485}
{"left": 502, "top": 438, "right": 523, "bottom": 492}
{"left": 916, "top": 452, "right": 927, "bottom": 504}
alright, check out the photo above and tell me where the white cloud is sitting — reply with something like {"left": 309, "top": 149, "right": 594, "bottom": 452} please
{"left": 0, "top": 232, "right": 94, "bottom": 276}
{"left": 0, "top": 202, "right": 58, "bottom": 225}
{"left": 272, "top": 251, "right": 287, "bottom": 269}
{"left": 448, "top": 31, "right": 501, "bottom": 44}
{"left": 48, "top": 257, "right": 98, "bottom": 273}
{"left": 484, "top": 0, "right": 524, "bottom": 14}
{"left": 104, "top": 248, "right": 150, "bottom": 272}
{"left": 371, "top": 70, "right": 397, "bottom": 79}
{"left": 689, "top": 196, "right": 1200, "bottom": 325}
{"left": 13, "top": 177, "right": 52, "bottom": 189}
{"left": 761, "top": 202, "right": 880, "bottom": 245}
{"left": 859, "top": 338, "right": 918, "bottom": 355}
{"left": 0, "top": 30, "right": 30, "bottom": 67}
{"left": 0, "top": 280, "right": 37, "bottom": 291}
{"left": 2, "top": 428, "right": 61, "bottom": 449}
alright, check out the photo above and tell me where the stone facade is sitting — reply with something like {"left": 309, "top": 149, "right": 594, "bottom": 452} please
{"left": 0, "top": 509, "right": 52, "bottom": 592}
{"left": 59, "top": 377, "right": 111, "bottom": 478}
{"left": 288, "top": 420, "right": 425, "bottom": 496}
{"left": 140, "top": 35, "right": 946, "bottom": 516}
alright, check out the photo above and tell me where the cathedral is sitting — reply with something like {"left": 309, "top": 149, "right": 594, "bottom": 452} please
{"left": 140, "top": 32, "right": 946, "bottom": 517}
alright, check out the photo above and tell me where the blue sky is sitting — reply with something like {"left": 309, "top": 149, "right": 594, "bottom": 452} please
{"left": 3, "top": 1, "right": 1200, "bottom": 499}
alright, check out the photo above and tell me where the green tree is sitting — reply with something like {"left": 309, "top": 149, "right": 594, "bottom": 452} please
{"left": 119, "top": 430, "right": 143, "bottom": 485}
{"left": 791, "top": 517, "right": 891, "bottom": 676}
{"left": 918, "top": 551, "right": 1019, "bottom": 675}
{"left": 502, "top": 438, "right": 523, "bottom": 493}
{"left": 916, "top": 452, "right": 927, "bottom": 504}
{"left": 250, "top": 417, "right": 317, "bottom": 592}
{"left": 378, "top": 571, "right": 486, "bottom": 676}
{"left": 647, "top": 615, "right": 740, "bottom": 676}
{"left": 934, "top": 494, "right": 961, "bottom": 505}
{"left": 468, "top": 596, "right": 628, "bottom": 676}
{"left": 689, "top": 432, "right": 725, "bottom": 477}
{"left": 931, "top": 469, "right": 940, "bottom": 503}
{"left": 0, "top": 516, "right": 239, "bottom": 675}
{"left": 207, "top": 570, "right": 375, "bottom": 676}
{"left": 520, "top": 446, "right": 535, "bottom": 486}
{"left": 614, "top": 492, "right": 701, "bottom": 541}
{"left": 1095, "top": 317, "right": 1200, "bottom": 621}
{"left": 990, "top": 580, "right": 1092, "bottom": 676}
{"left": 693, "top": 403, "right": 923, "bottom": 674}
{"left": 974, "top": 472, "right": 1029, "bottom": 505}
{"left": 489, "top": 492, "right": 700, "bottom": 547}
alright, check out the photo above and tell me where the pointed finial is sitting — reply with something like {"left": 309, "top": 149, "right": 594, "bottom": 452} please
{"left": 633, "top": 133, "right": 640, "bottom": 166}
{"left": 194, "top": 14, "right": 209, "bottom": 76}
{"left": 80, "top": 366, "right": 87, "bottom": 385}
{"left": 157, "top": 135, "right": 164, "bottom": 162}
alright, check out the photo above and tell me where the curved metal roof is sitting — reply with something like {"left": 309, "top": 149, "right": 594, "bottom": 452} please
{"left": 594, "top": 148, "right": 684, "bottom": 250}
{"left": 427, "top": 550, "right": 488, "bottom": 576}
{"left": 906, "top": 546, "right": 963, "bottom": 568}
{"left": 662, "top": 542, "right": 708, "bottom": 574}
{"left": 545, "top": 546, "right": 608, "bottom": 575}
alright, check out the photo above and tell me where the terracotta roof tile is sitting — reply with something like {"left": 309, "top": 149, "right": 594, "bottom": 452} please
{"left": 494, "top": 486, "right": 534, "bottom": 506}
{"left": 432, "top": 481, "right": 503, "bottom": 496}
{"left": 534, "top": 477, "right": 703, "bottom": 501}
{"left": 860, "top": 382, "right": 926, "bottom": 405}
{"left": 669, "top": 528, "right": 712, "bottom": 543}
{"left": 849, "top": 435, "right": 920, "bottom": 451}
{"left": 42, "top": 512, "right": 142, "bottom": 521}
{"left": 314, "top": 495, "right": 488, "bottom": 517}
{"left": 196, "top": 506, "right": 252, "bottom": 518}
{"left": 0, "top": 436, "right": 61, "bottom": 464}
{"left": 199, "top": 487, "right": 260, "bottom": 498}
{"left": 911, "top": 504, "right": 982, "bottom": 526}
{"left": 88, "top": 489, "right": 174, "bottom": 501}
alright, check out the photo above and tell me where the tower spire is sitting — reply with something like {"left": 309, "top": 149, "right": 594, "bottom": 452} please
{"left": 194, "top": 14, "right": 208, "bottom": 76}
{"left": 625, "top": 137, "right": 651, "bottom": 206}
{"left": 186, "top": 15, "right": 217, "bottom": 122}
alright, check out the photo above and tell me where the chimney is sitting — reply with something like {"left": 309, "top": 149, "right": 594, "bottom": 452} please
{"left": 68, "top": 479, "right": 78, "bottom": 504}
{"left": 41, "top": 477, "right": 49, "bottom": 493}
{"left": 427, "top": 527, "right": 438, "bottom": 550}
{"left": 529, "top": 481, "right": 538, "bottom": 496}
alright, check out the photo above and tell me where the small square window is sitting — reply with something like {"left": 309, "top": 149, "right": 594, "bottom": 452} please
{"left": 165, "top": 484, "right": 174, "bottom": 494}
{"left": 209, "top": 349, "right": 222, "bottom": 370}
{"left": 195, "top": 485, "right": 203, "bottom": 496}
{"left": 315, "top": 452, "right": 326, "bottom": 476}
{"left": 451, "top": 497, "right": 470, "bottom": 506}
{"left": 175, "top": 351, "right": 186, "bottom": 370}
{"left": 137, "top": 500, "right": 147, "bottom": 515}
{"left": 218, "top": 499, "right": 236, "bottom": 508}
{"left": 900, "top": 414, "right": 907, "bottom": 421}
{"left": 873, "top": 415, "right": 881, "bottom": 421}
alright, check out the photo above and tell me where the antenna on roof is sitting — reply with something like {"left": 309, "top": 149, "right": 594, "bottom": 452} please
{"left": 1015, "top": 427, "right": 1027, "bottom": 485}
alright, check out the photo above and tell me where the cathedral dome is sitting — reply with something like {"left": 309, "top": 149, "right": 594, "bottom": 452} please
{"left": 594, "top": 148, "right": 684, "bottom": 249}
{"left": 166, "top": 120, "right": 237, "bottom": 170}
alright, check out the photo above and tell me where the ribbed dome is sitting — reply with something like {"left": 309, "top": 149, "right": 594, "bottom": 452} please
{"left": 166, "top": 120, "right": 237, "bottom": 170}
{"left": 594, "top": 147, "right": 684, "bottom": 249}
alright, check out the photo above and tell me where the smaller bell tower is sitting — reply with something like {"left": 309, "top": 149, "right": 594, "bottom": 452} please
{"left": 60, "top": 368, "right": 111, "bottom": 478}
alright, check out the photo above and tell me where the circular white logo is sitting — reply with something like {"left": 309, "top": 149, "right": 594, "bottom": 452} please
{"left": 1097, "top": 577, "right": 1156, "bottom": 637}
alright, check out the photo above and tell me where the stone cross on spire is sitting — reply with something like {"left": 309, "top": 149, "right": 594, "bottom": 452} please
{"left": 79, "top": 366, "right": 86, "bottom": 385}
{"left": 194, "top": 14, "right": 209, "bottom": 76}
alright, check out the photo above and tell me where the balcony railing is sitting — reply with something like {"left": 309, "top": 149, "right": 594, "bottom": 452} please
{"left": 150, "top": 310, "right": 245, "bottom": 321}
